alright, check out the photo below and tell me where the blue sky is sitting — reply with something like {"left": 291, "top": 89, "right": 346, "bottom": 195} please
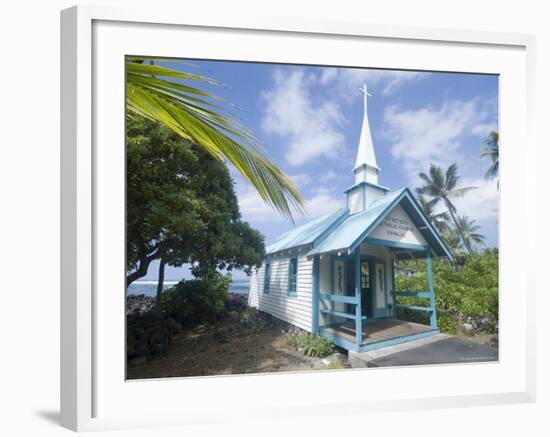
{"left": 141, "top": 60, "right": 499, "bottom": 280}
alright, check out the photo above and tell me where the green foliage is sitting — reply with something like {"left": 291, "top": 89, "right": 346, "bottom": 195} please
{"left": 286, "top": 333, "right": 334, "bottom": 358}
{"left": 396, "top": 250, "right": 499, "bottom": 329}
{"left": 454, "top": 215, "right": 486, "bottom": 251}
{"left": 161, "top": 273, "right": 231, "bottom": 327}
{"left": 437, "top": 313, "right": 457, "bottom": 334}
{"left": 126, "top": 115, "right": 265, "bottom": 283}
{"left": 126, "top": 58, "right": 304, "bottom": 220}
{"left": 240, "top": 306, "right": 259, "bottom": 322}
{"left": 416, "top": 163, "right": 478, "bottom": 253}
{"left": 480, "top": 131, "right": 499, "bottom": 182}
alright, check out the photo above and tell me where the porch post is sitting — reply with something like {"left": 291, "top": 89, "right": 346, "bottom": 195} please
{"left": 391, "top": 258, "right": 397, "bottom": 318}
{"left": 426, "top": 250, "right": 438, "bottom": 329}
{"left": 354, "top": 247, "right": 362, "bottom": 347}
{"left": 312, "top": 255, "right": 320, "bottom": 334}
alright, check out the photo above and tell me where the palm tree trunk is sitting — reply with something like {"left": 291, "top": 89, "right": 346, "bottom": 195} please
{"left": 446, "top": 203, "right": 472, "bottom": 254}
{"left": 155, "top": 257, "right": 166, "bottom": 317}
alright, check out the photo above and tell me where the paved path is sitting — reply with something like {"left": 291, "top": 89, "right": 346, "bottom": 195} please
{"left": 366, "top": 336, "right": 498, "bottom": 367}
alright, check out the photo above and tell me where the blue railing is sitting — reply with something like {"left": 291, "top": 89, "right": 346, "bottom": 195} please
{"left": 318, "top": 293, "right": 361, "bottom": 322}
{"left": 391, "top": 290, "right": 436, "bottom": 326}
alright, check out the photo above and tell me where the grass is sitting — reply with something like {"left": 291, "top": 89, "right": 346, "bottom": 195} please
{"left": 285, "top": 333, "right": 334, "bottom": 358}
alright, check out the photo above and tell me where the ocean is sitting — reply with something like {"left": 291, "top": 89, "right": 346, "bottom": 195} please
{"left": 127, "top": 278, "right": 250, "bottom": 297}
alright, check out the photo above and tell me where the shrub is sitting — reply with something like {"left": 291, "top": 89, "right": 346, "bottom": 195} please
{"left": 396, "top": 251, "right": 499, "bottom": 324}
{"left": 240, "top": 306, "right": 258, "bottom": 322}
{"left": 161, "top": 273, "right": 231, "bottom": 328}
{"left": 286, "top": 333, "right": 334, "bottom": 358}
{"left": 436, "top": 312, "right": 456, "bottom": 334}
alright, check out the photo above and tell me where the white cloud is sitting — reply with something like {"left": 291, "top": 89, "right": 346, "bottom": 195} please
{"left": 319, "top": 68, "right": 338, "bottom": 85}
{"left": 319, "top": 68, "right": 427, "bottom": 99}
{"left": 452, "top": 177, "right": 499, "bottom": 225}
{"left": 383, "top": 99, "right": 488, "bottom": 183}
{"left": 236, "top": 180, "right": 343, "bottom": 224}
{"left": 302, "top": 193, "right": 344, "bottom": 220}
{"left": 471, "top": 122, "right": 498, "bottom": 137}
{"left": 320, "top": 169, "right": 338, "bottom": 183}
{"left": 290, "top": 173, "right": 311, "bottom": 188}
{"left": 236, "top": 185, "right": 286, "bottom": 223}
{"left": 311, "top": 184, "right": 336, "bottom": 196}
{"left": 261, "top": 69, "right": 346, "bottom": 167}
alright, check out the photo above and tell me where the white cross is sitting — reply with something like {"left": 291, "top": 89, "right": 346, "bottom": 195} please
{"left": 359, "top": 83, "right": 372, "bottom": 113}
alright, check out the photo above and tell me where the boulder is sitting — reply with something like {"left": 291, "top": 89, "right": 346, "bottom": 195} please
{"left": 462, "top": 323, "right": 474, "bottom": 335}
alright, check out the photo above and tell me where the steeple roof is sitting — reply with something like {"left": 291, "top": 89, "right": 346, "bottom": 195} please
{"left": 354, "top": 83, "right": 379, "bottom": 170}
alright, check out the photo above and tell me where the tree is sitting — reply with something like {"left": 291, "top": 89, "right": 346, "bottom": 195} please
{"left": 417, "top": 194, "right": 450, "bottom": 233}
{"left": 126, "top": 58, "right": 304, "bottom": 220}
{"left": 126, "top": 115, "right": 265, "bottom": 292}
{"left": 480, "top": 131, "right": 499, "bottom": 185}
{"left": 454, "top": 216, "right": 485, "bottom": 253}
{"left": 440, "top": 227, "right": 462, "bottom": 252}
{"left": 416, "top": 164, "right": 477, "bottom": 253}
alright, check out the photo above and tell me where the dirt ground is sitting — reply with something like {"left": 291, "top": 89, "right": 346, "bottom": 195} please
{"left": 127, "top": 310, "right": 350, "bottom": 380}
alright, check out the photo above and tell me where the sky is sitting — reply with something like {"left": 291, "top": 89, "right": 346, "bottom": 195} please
{"left": 140, "top": 59, "right": 499, "bottom": 281}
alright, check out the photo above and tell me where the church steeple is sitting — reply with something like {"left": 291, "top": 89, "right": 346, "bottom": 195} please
{"left": 345, "top": 82, "right": 388, "bottom": 215}
{"left": 353, "top": 84, "right": 380, "bottom": 185}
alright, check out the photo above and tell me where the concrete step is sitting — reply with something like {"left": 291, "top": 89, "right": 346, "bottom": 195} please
{"left": 348, "top": 333, "right": 448, "bottom": 367}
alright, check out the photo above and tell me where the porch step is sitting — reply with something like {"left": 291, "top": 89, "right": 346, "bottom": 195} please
{"left": 348, "top": 333, "right": 448, "bottom": 367}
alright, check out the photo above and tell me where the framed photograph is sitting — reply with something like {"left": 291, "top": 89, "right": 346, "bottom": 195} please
{"left": 61, "top": 5, "right": 536, "bottom": 431}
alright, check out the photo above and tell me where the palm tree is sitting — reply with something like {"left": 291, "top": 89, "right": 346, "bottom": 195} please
{"left": 480, "top": 131, "right": 499, "bottom": 185}
{"left": 416, "top": 163, "right": 477, "bottom": 253}
{"left": 440, "top": 227, "right": 462, "bottom": 253}
{"left": 454, "top": 216, "right": 485, "bottom": 252}
{"left": 126, "top": 58, "right": 304, "bottom": 220}
{"left": 417, "top": 194, "right": 450, "bottom": 233}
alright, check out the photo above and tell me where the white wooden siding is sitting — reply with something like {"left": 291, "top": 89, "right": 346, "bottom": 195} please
{"left": 248, "top": 255, "right": 313, "bottom": 332}
{"left": 364, "top": 185, "right": 386, "bottom": 208}
{"left": 348, "top": 189, "right": 362, "bottom": 214}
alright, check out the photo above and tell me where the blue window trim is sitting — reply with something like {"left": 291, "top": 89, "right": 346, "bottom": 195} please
{"left": 263, "top": 262, "right": 271, "bottom": 293}
{"left": 287, "top": 257, "right": 298, "bottom": 297}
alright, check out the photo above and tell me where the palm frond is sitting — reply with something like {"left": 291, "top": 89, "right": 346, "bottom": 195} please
{"left": 484, "top": 162, "right": 499, "bottom": 180}
{"left": 429, "top": 165, "right": 445, "bottom": 191}
{"left": 126, "top": 59, "right": 305, "bottom": 220}
{"left": 455, "top": 215, "right": 486, "bottom": 250}
{"left": 448, "top": 186, "right": 478, "bottom": 198}
{"left": 480, "top": 131, "right": 499, "bottom": 182}
{"left": 445, "top": 163, "right": 459, "bottom": 191}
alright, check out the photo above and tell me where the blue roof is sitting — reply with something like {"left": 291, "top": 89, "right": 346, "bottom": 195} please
{"left": 266, "top": 208, "right": 348, "bottom": 254}
{"left": 307, "top": 189, "right": 406, "bottom": 256}
{"left": 307, "top": 188, "right": 452, "bottom": 259}
{"left": 266, "top": 188, "right": 452, "bottom": 260}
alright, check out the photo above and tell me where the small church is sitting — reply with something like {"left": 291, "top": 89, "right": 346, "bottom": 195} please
{"left": 248, "top": 83, "right": 452, "bottom": 353}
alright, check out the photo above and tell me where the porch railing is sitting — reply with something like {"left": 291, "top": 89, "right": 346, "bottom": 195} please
{"left": 391, "top": 290, "right": 436, "bottom": 328}
{"left": 319, "top": 293, "right": 367, "bottom": 320}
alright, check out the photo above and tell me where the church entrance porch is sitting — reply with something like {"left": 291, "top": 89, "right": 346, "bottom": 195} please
{"left": 322, "top": 319, "right": 434, "bottom": 350}
{"left": 312, "top": 239, "right": 441, "bottom": 353}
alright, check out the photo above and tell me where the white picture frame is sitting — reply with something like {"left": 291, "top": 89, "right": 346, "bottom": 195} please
{"left": 60, "top": 5, "right": 536, "bottom": 432}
